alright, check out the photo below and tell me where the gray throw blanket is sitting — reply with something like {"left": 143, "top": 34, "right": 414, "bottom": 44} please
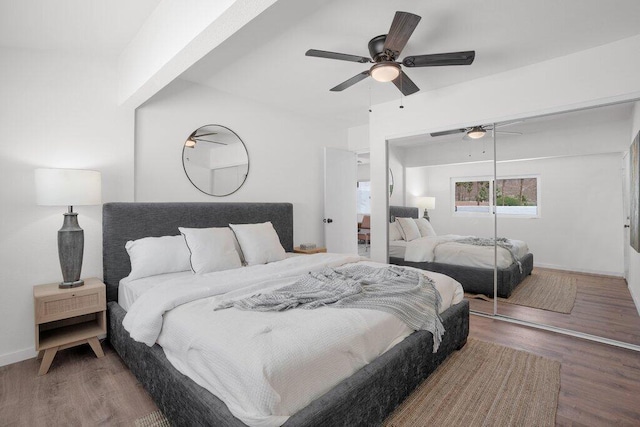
{"left": 454, "top": 237, "right": 522, "bottom": 273}
{"left": 215, "top": 265, "right": 445, "bottom": 352}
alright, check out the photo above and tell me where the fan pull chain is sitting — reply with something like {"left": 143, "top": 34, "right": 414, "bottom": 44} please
{"left": 368, "top": 83, "right": 372, "bottom": 113}
{"left": 399, "top": 76, "right": 404, "bottom": 109}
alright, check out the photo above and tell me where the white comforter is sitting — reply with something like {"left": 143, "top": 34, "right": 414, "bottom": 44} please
{"left": 404, "top": 235, "right": 529, "bottom": 268}
{"left": 123, "top": 253, "right": 464, "bottom": 427}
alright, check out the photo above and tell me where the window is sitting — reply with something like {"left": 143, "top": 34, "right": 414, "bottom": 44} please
{"left": 455, "top": 180, "right": 491, "bottom": 214}
{"left": 453, "top": 176, "right": 540, "bottom": 217}
{"left": 357, "top": 181, "right": 371, "bottom": 214}
{"left": 495, "top": 177, "right": 538, "bottom": 216}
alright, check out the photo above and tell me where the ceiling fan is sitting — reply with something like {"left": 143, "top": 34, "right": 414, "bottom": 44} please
{"left": 430, "top": 123, "right": 522, "bottom": 140}
{"left": 184, "top": 131, "right": 228, "bottom": 148}
{"left": 305, "top": 11, "right": 475, "bottom": 96}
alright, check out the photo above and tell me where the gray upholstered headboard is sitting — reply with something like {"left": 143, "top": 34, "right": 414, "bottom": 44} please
{"left": 389, "top": 205, "right": 419, "bottom": 221}
{"left": 102, "top": 202, "right": 294, "bottom": 302}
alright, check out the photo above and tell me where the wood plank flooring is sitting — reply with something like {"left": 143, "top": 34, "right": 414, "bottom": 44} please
{"left": 1, "top": 308, "right": 639, "bottom": 425}
{"left": 468, "top": 268, "right": 640, "bottom": 345}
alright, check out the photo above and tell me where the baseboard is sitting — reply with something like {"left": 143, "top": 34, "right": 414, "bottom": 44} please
{"left": 534, "top": 262, "right": 624, "bottom": 278}
{"left": 0, "top": 347, "right": 37, "bottom": 367}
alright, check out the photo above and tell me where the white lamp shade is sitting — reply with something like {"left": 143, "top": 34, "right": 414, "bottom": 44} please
{"left": 35, "top": 169, "right": 102, "bottom": 206}
{"left": 417, "top": 196, "right": 436, "bottom": 210}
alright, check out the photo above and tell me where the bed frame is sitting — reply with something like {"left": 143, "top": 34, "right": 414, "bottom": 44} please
{"left": 389, "top": 206, "right": 534, "bottom": 298}
{"left": 104, "top": 202, "right": 469, "bottom": 426}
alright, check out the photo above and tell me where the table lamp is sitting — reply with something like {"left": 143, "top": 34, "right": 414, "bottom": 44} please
{"left": 417, "top": 196, "right": 436, "bottom": 221}
{"left": 35, "top": 169, "right": 102, "bottom": 288}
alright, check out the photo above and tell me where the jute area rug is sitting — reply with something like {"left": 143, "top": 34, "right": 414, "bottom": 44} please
{"left": 468, "top": 269, "right": 578, "bottom": 314}
{"left": 135, "top": 339, "right": 561, "bottom": 427}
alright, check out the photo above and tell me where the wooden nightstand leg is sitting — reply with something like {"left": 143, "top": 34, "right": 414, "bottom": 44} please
{"left": 87, "top": 337, "right": 104, "bottom": 358}
{"left": 38, "top": 347, "right": 58, "bottom": 376}
{"left": 37, "top": 350, "right": 44, "bottom": 360}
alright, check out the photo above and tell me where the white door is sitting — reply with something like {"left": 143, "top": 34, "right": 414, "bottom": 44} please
{"left": 324, "top": 147, "right": 358, "bottom": 254}
{"left": 622, "top": 152, "right": 631, "bottom": 280}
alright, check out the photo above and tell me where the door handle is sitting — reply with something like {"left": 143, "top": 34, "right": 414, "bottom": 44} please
{"left": 323, "top": 218, "right": 333, "bottom": 224}
{"left": 624, "top": 224, "right": 630, "bottom": 228}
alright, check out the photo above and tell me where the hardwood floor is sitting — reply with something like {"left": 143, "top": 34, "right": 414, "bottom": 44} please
{"left": 0, "top": 342, "right": 156, "bottom": 426}
{"left": 468, "top": 268, "right": 640, "bottom": 345}
{"left": 1, "top": 310, "right": 639, "bottom": 425}
{"left": 470, "top": 316, "right": 640, "bottom": 426}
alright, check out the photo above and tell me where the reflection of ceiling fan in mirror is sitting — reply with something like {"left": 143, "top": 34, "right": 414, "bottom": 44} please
{"left": 430, "top": 123, "right": 522, "bottom": 140}
{"left": 185, "top": 132, "right": 229, "bottom": 148}
{"left": 305, "top": 11, "right": 475, "bottom": 96}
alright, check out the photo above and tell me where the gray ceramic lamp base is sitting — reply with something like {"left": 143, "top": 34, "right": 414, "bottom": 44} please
{"left": 58, "top": 212, "right": 84, "bottom": 288}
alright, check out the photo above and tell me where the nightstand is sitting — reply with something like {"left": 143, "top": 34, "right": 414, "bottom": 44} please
{"left": 33, "top": 277, "right": 106, "bottom": 375}
{"left": 293, "top": 246, "right": 327, "bottom": 254}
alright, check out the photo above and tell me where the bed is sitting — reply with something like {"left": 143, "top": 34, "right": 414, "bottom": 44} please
{"left": 389, "top": 206, "right": 534, "bottom": 298}
{"left": 104, "top": 202, "right": 469, "bottom": 426}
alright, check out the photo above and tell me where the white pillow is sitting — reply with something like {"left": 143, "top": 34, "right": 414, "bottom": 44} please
{"left": 229, "top": 222, "right": 286, "bottom": 265}
{"left": 179, "top": 227, "right": 242, "bottom": 274}
{"left": 414, "top": 217, "right": 437, "bottom": 237}
{"left": 389, "top": 221, "right": 403, "bottom": 241}
{"left": 125, "top": 235, "right": 191, "bottom": 280}
{"left": 395, "top": 217, "right": 421, "bottom": 242}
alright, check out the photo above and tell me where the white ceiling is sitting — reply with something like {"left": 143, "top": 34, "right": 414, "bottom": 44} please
{"left": 181, "top": 0, "right": 640, "bottom": 129}
{"left": 3, "top": 0, "right": 640, "bottom": 129}
{"left": 0, "top": 0, "right": 161, "bottom": 55}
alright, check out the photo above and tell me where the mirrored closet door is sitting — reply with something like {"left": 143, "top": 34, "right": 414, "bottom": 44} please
{"left": 493, "top": 101, "right": 640, "bottom": 346}
{"left": 387, "top": 129, "right": 496, "bottom": 315}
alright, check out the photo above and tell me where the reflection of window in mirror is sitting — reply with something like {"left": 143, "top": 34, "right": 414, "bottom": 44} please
{"left": 452, "top": 176, "right": 540, "bottom": 218}
{"left": 357, "top": 181, "right": 371, "bottom": 215}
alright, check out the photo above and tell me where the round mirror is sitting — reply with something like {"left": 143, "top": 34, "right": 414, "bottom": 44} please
{"left": 182, "top": 125, "right": 249, "bottom": 196}
{"left": 389, "top": 168, "right": 394, "bottom": 196}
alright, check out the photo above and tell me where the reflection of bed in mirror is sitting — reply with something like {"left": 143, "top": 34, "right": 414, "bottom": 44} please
{"left": 105, "top": 202, "right": 469, "bottom": 426}
{"left": 389, "top": 206, "right": 534, "bottom": 298}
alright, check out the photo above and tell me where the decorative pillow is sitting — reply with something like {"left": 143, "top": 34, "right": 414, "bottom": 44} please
{"left": 395, "top": 217, "right": 421, "bottom": 242}
{"left": 229, "top": 222, "right": 286, "bottom": 265}
{"left": 414, "top": 217, "right": 437, "bottom": 237}
{"left": 389, "top": 221, "right": 403, "bottom": 241}
{"left": 179, "top": 227, "right": 243, "bottom": 274}
{"left": 125, "top": 235, "right": 191, "bottom": 280}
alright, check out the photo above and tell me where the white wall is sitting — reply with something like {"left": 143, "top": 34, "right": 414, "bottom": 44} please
{"left": 629, "top": 102, "right": 640, "bottom": 310}
{"left": 0, "top": 48, "right": 134, "bottom": 366}
{"left": 135, "top": 78, "right": 348, "bottom": 246}
{"left": 369, "top": 34, "right": 640, "bottom": 263}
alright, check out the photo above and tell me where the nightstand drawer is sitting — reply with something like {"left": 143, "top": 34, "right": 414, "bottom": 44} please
{"left": 34, "top": 279, "right": 106, "bottom": 324}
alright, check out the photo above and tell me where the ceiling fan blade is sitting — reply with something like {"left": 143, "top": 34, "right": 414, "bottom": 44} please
{"left": 193, "top": 131, "right": 217, "bottom": 137}
{"left": 306, "top": 49, "right": 371, "bottom": 63}
{"left": 193, "top": 138, "right": 227, "bottom": 145}
{"left": 430, "top": 128, "right": 467, "bottom": 137}
{"left": 392, "top": 71, "right": 419, "bottom": 96}
{"left": 403, "top": 51, "right": 475, "bottom": 67}
{"left": 330, "top": 71, "right": 370, "bottom": 91}
{"left": 384, "top": 11, "right": 421, "bottom": 58}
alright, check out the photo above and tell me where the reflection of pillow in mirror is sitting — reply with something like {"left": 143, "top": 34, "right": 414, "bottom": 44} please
{"left": 414, "top": 217, "right": 437, "bottom": 237}
{"left": 389, "top": 221, "right": 403, "bottom": 241}
{"left": 179, "top": 227, "right": 242, "bottom": 274}
{"left": 396, "top": 217, "right": 421, "bottom": 242}
{"left": 125, "top": 235, "right": 191, "bottom": 280}
{"left": 229, "top": 222, "right": 286, "bottom": 265}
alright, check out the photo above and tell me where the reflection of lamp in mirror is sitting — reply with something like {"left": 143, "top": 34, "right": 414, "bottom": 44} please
{"left": 35, "top": 169, "right": 102, "bottom": 288}
{"left": 417, "top": 196, "right": 436, "bottom": 221}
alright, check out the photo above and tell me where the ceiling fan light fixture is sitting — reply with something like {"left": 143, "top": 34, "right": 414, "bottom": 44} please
{"left": 467, "top": 127, "right": 486, "bottom": 139}
{"left": 185, "top": 137, "right": 196, "bottom": 148}
{"left": 370, "top": 62, "right": 400, "bottom": 82}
